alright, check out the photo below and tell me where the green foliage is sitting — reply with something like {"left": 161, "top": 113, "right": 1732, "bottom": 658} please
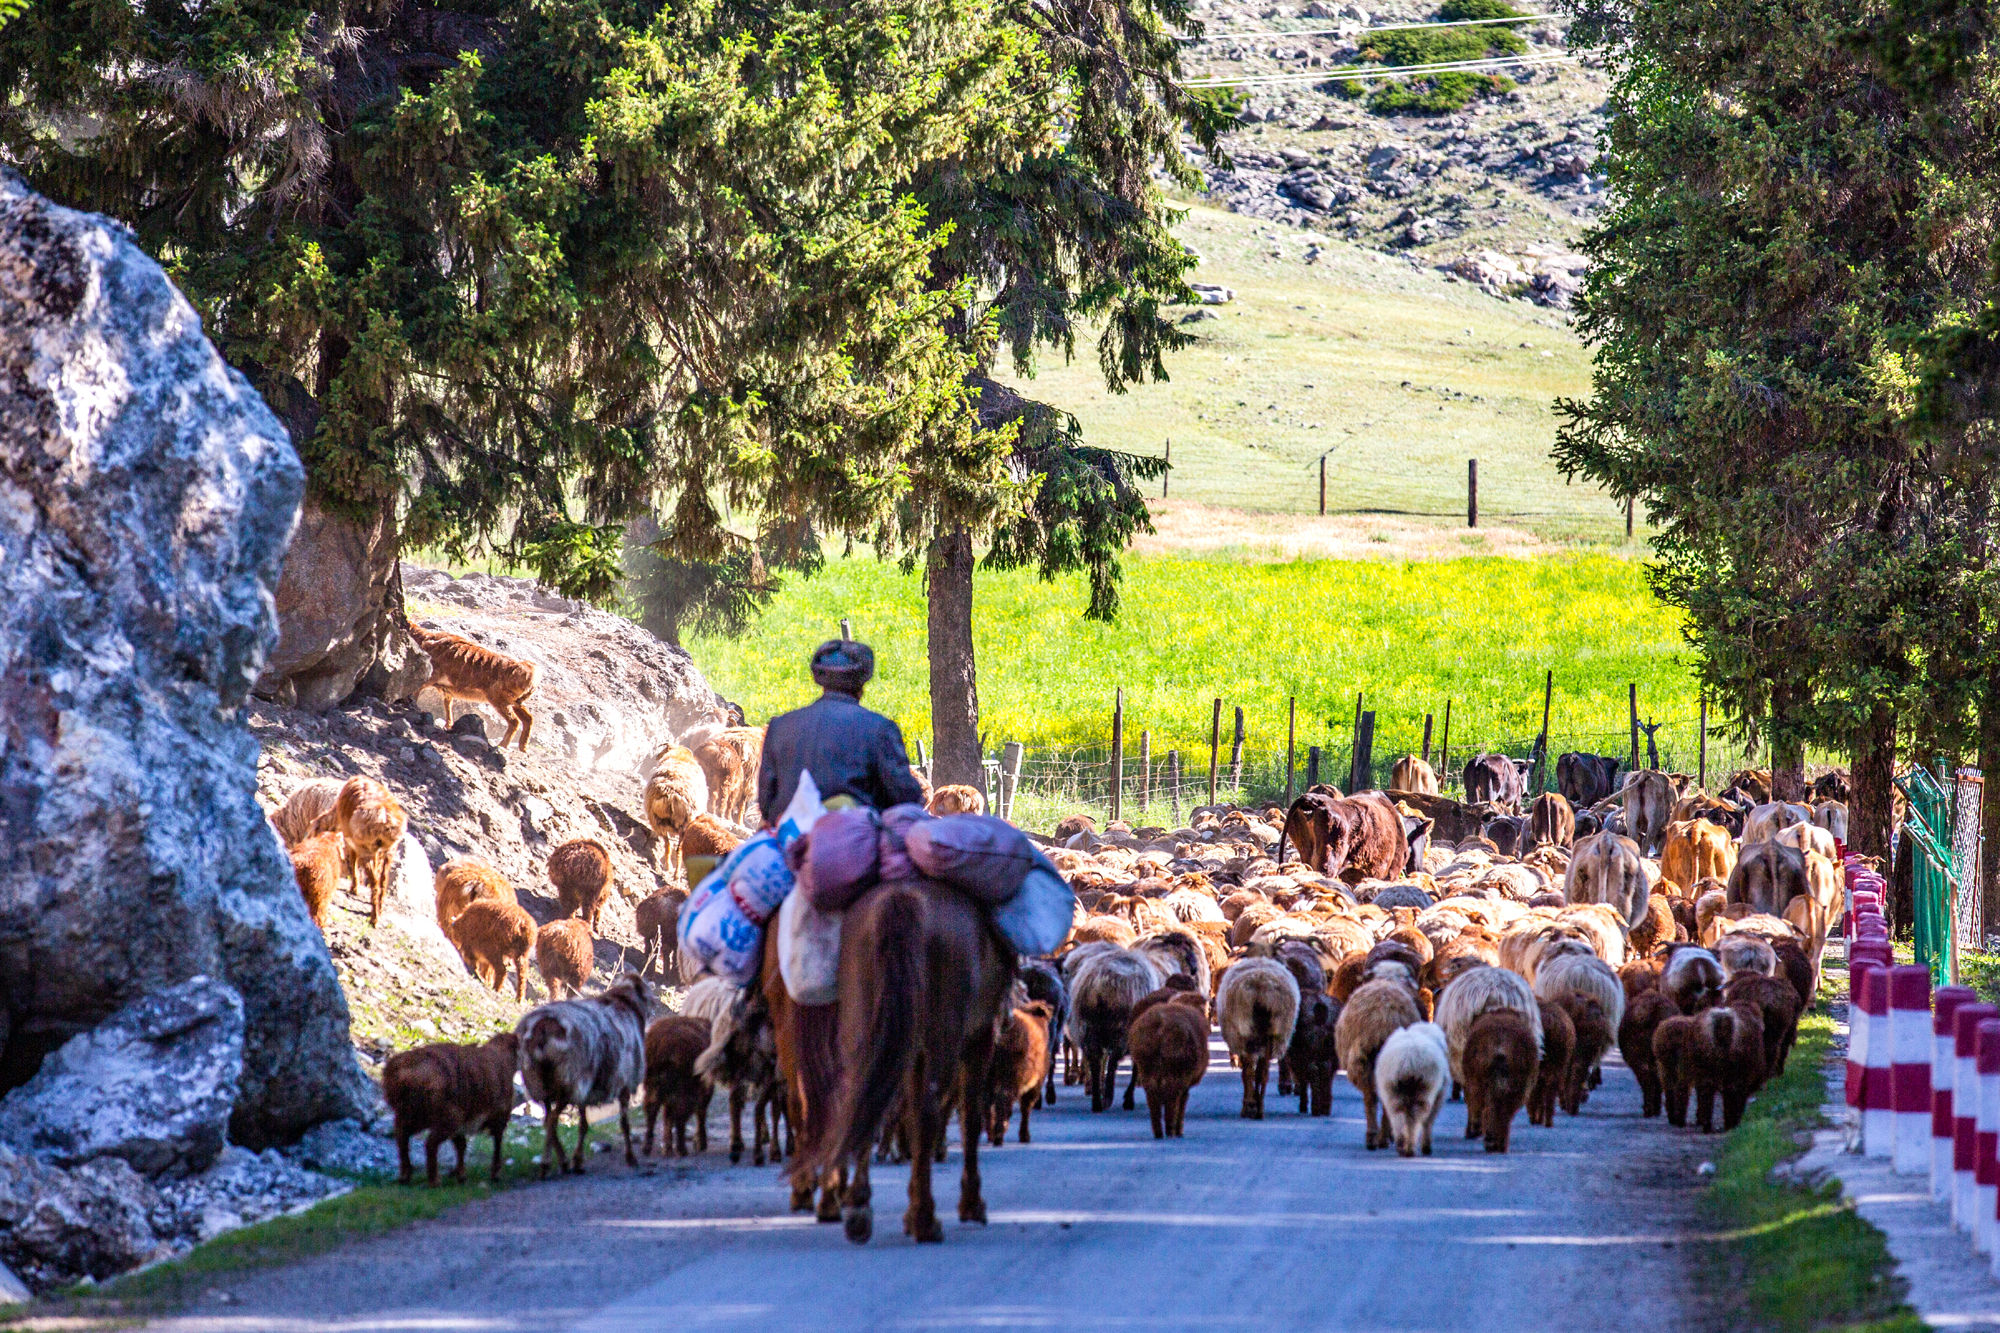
{"left": 1354, "top": 0, "right": 1526, "bottom": 116}
{"left": 691, "top": 550, "right": 1692, "bottom": 752}
{"left": 1368, "top": 72, "right": 1515, "bottom": 114}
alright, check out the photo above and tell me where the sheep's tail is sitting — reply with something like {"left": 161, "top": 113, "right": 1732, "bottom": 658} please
{"left": 1710, "top": 1008, "right": 1735, "bottom": 1050}
{"left": 811, "top": 888, "right": 921, "bottom": 1180}
{"left": 1252, "top": 999, "right": 1273, "bottom": 1043}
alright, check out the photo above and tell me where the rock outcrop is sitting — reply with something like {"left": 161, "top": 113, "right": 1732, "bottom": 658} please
{"left": 0, "top": 171, "right": 371, "bottom": 1145}
{"left": 0, "top": 978, "right": 244, "bottom": 1179}
{"left": 258, "top": 499, "right": 431, "bottom": 710}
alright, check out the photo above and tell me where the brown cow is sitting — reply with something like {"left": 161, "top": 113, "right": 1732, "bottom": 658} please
{"left": 1283, "top": 791, "right": 1426, "bottom": 882}
{"left": 1389, "top": 756, "right": 1438, "bottom": 796}
{"left": 1623, "top": 770, "right": 1674, "bottom": 857}
{"left": 1382, "top": 790, "right": 1503, "bottom": 846}
{"left": 1527, "top": 792, "right": 1574, "bottom": 849}
{"left": 1563, "top": 831, "right": 1649, "bottom": 928}
{"left": 1659, "top": 819, "right": 1735, "bottom": 893}
{"left": 1463, "top": 754, "right": 1532, "bottom": 812}
{"left": 1557, "top": 753, "right": 1623, "bottom": 809}
{"left": 1726, "top": 841, "right": 1809, "bottom": 917}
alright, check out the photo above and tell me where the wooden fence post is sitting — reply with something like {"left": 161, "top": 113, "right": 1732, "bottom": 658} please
{"left": 1138, "top": 729, "right": 1152, "bottom": 812}
{"left": 1468, "top": 459, "right": 1478, "bottom": 528}
{"left": 1167, "top": 750, "right": 1182, "bottom": 824}
{"left": 1208, "top": 698, "right": 1222, "bottom": 806}
{"left": 1163, "top": 439, "right": 1171, "bottom": 499}
{"left": 1628, "top": 684, "right": 1639, "bottom": 773}
{"left": 1351, "top": 712, "right": 1376, "bottom": 792}
{"left": 1319, "top": 454, "right": 1327, "bottom": 516}
{"left": 1231, "top": 706, "right": 1246, "bottom": 793}
{"left": 1532, "top": 668, "right": 1553, "bottom": 794}
{"left": 840, "top": 618, "right": 852, "bottom": 640}
{"left": 1698, "top": 699, "right": 1708, "bottom": 791}
{"left": 1422, "top": 713, "right": 1434, "bottom": 766}
{"left": 1440, "top": 700, "right": 1453, "bottom": 789}
{"left": 1286, "top": 697, "right": 1297, "bottom": 805}
{"left": 1307, "top": 745, "right": 1321, "bottom": 790}
{"left": 1000, "top": 741, "right": 1023, "bottom": 822}
{"left": 1110, "top": 689, "right": 1125, "bottom": 824}
{"left": 914, "top": 736, "right": 929, "bottom": 782}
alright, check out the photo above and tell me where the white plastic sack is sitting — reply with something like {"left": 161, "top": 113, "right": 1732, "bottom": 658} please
{"left": 678, "top": 770, "right": 827, "bottom": 984}
{"left": 991, "top": 862, "right": 1076, "bottom": 958}
{"left": 775, "top": 770, "right": 826, "bottom": 848}
{"left": 777, "top": 888, "right": 843, "bottom": 1005}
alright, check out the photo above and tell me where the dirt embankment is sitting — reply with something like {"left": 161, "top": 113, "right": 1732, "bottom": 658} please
{"left": 252, "top": 565, "right": 727, "bottom": 1074}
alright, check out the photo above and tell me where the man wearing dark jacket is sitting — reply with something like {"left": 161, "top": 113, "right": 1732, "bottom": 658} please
{"left": 758, "top": 640, "right": 928, "bottom": 820}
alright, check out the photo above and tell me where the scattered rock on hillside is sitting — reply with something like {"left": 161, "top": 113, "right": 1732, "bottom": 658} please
{"left": 0, "top": 171, "right": 372, "bottom": 1147}
{"left": 0, "top": 978, "right": 245, "bottom": 1179}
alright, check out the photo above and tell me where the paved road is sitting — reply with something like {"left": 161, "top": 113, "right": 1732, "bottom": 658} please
{"left": 150, "top": 1038, "right": 1721, "bottom": 1333}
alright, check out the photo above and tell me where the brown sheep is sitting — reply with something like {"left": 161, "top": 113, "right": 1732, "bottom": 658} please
{"left": 987, "top": 1002, "right": 1055, "bottom": 1145}
{"left": 643, "top": 745, "right": 710, "bottom": 880}
{"left": 679, "top": 813, "right": 747, "bottom": 889}
{"left": 336, "top": 776, "right": 407, "bottom": 926}
{"left": 516, "top": 973, "right": 650, "bottom": 1175}
{"left": 1690, "top": 1003, "right": 1766, "bottom": 1132}
{"left": 928, "top": 784, "right": 987, "bottom": 816}
{"left": 382, "top": 1033, "right": 521, "bottom": 1185}
{"left": 635, "top": 887, "right": 688, "bottom": 980}
{"left": 1771, "top": 937, "right": 1816, "bottom": 1011}
{"left": 1620, "top": 956, "right": 1665, "bottom": 1003}
{"left": 1557, "top": 994, "right": 1615, "bottom": 1116}
{"left": 689, "top": 725, "right": 764, "bottom": 824}
{"left": 1652, "top": 1014, "right": 1700, "bottom": 1127}
{"left": 434, "top": 857, "right": 516, "bottom": 953}
{"left": 1461, "top": 1010, "right": 1539, "bottom": 1153}
{"left": 406, "top": 617, "right": 537, "bottom": 750}
{"left": 548, "top": 838, "right": 615, "bottom": 931}
{"left": 1724, "top": 972, "right": 1802, "bottom": 1079}
{"left": 1619, "top": 990, "right": 1679, "bottom": 1118}
{"left": 290, "top": 832, "right": 344, "bottom": 931}
{"left": 269, "top": 778, "right": 344, "bottom": 847}
{"left": 1627, "top": 895, "right": 1676, "bottom": 959}
{"left": 641, "top": 1014, "right": 713, "bottom": 1157}
{"left": 1129, "top": 1001, "right": 1210, "bottom": 1138}
{"left": 1426, "top": 929, "right": 1501, "bottom": 992}
{"left": 1336, "top": 979, "right": 1422, "bottom": 1149}
{"left": 536, "top": 918, "right": 594, "bottom": 1000}
{"left": 1527, "top": 999, "right": 1575, "bottom": 1128}
{"left": 454, "top": 900, "right": 535, "bottom": 1000}
{"left": 1072, "top": 915, "right": 1139, "bottom": 948}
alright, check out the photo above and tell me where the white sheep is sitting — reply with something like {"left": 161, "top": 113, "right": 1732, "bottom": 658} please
{"left": 1374, "top": 1022, "right": 1451, "bottom": 1157}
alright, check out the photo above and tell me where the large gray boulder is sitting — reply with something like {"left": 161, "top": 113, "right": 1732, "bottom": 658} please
{"left": 257, "top": 498, "right": 430, "bottom": 709}
{"left": 0, "top": 172, "right": 371, "bottom": 1145}
{"left": 0, "top": 1145, "right": 169, "bottom": 1290}
{"left": 0, "top": 977, "right": 244, "bottom": 1178}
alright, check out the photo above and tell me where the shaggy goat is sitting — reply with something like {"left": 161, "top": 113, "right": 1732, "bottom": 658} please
{"left": 383, "top": 1032, "right": 521, "bottom": 1185}
{"left": 453, "top": 900, "right": 535, "bottom": 1000}
{"left": 270, "top": 778, "right": 343, "bottom": 848}
{"left": 641, "top": 1014, "right": 713, "bottom": 1157}
{"left": 1619, "top": 990, "right": 1680, "bottom": 1118}
{"left": 336, "top": 776, "right": 407, "bottom": 926}
{"left": 1068, "top": 947, "right": 1165, "bottom": 1113}
{"left": 406, "top": 617, "right": 538, "bottom": 750}
{"left": 516, "top": 972, "right": 650, "bottom": 1176}
{"left": 1690, "top": 1003, "right": 1767, "bottom": 1132}
{"left": 987, "top": 1001, "right": 1054, "bottom": 1145}
{"left": 1374, "top": 1021, "right": 1451, "bottom": 1156}
{"left": 643, "top": 745, "right": 711, "bottom": 880}
{"left": 1130, "top": 1000, "right": 1210, "bottom": 1138}
{"left": 1462, "top": 1010, "right": 1539, "bottom": 1152}
{"left": 1219, "top": 958, "right": 1302, "bottom": 1121}
{"left": 1527, "top": 998, "right": 1575, "bottom": 1128}
{"left": 548, "top": 838, "right": 615, "bottom": 932}
{"left": 688, "top": 724, "right": 764, "bottom": 825}
{"left": 535, "top": 918, "right": 593, "bottom": 1000}
{"left": 1018, "top": 959, "right": 1070, "bottom": 1107}
{"left": 1724, "top": 972, "right": 1802, "bottom": 1079}
{"left": 435, "top": 857, "right": 517, "bottom": 948}
{"left": 1338, "top": 978, "right": 1422, "bottom": 1147}
{"left": 291, "top": 832, "right": 344, "bottom": 931}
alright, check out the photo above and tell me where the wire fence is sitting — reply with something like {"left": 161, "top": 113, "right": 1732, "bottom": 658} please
{"left": 984, "top": 706, "right": 1746, "bottom": 832}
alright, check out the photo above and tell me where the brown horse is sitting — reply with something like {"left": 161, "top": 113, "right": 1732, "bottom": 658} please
{"left": 760, "top": 930, "right": 846, "bottom": 1220}
{"left": 807, "top": 880, "right": 1014, "bottom": 1244}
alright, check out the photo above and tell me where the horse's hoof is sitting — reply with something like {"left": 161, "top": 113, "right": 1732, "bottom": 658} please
{"left": 843, "top": 1206, "right": 873, "bottom": 1244}
{"left": 816, "top": 1191, "right": 843, "bottom": 1223}
{"left": 908, "top": 1211, "right": 945, "bottom": 1244}
{"left": 959, "top": 1199, "right": 987, "bottom": 1225}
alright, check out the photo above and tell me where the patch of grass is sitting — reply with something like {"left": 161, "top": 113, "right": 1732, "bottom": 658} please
{"left": 692, "top": 548, "right": 1693, "bottom": 764}
{"left": 1699, "top": 1005, "right": 1923, "bottom": 1332}
{"left": 1367, "top": 72, "right": 1515, "bottom": 116}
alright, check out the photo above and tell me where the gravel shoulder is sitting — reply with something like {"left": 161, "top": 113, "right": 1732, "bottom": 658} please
{"left": 135, "top": 1039, "right": 1723, "bottom": 1333}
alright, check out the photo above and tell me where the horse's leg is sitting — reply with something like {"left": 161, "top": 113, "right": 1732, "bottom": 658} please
{"left": 842, "top": 1159, "right": 872, "bottom": 1244}
{"left": 905, "top": 1053, "right": 944, "bottom": 1243}
{"left": 959, "top": 1036, "right": 993, "bottom": 1225}
{"left": 729, "top": 1083, "right": 746, "bottom": 1164}
{"left": 818, "top": 1164, "right": 846, "bottom": 1223}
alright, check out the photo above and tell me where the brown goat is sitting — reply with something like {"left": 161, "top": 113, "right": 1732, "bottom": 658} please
{"left": 1652, "top": 1014, "right": 1700, "bottom": 1127}
{"left": 1690, "top": 1003, "right": 1766, "bottom": 1132}
{"left": 642, "top": 1015, "right": 713, "bottom": 1157}
{"left": 1557, "top": 994, "right": 1614, "bottom": 1116}
{"left": 454, "top": 900, "right": 535, "bottom": 1000}
{"left": 535, "top": 918, "right": 594, "bottom": 1000}
{"left": 548, "top": 839, "right": 615, "bottom": 931}
{"left": 635, "top": 887, "right": 688, "bottom": 980}
{"left": 987, "top": 1002, "right": 1054, "bottom": 1145}
{"left": 434, "top": 858, "right": 516, "bottom": 958}
{"left": 1129, "top": 1001, "right": 1210, "bottom": 1139}
{"left": 336, "top": 776, "right": 406, "bottom": 926}
{"left": 290, "top": 832, "right": 344, "bottom": 930}
{"left": 1462, "top": 1010, "right": 1539, "bottom": 1153}
{"left": 269, "top": 778, "right": 344, "bottom": 847}
{"left": 644, "top": 745, "right": 709, "bottom": 880}
{"left": 1619, "top": 990, "right": 1679, "bottom": 1118}
{"left": 406, "top": 617, "right": 537, "bottom": 750}
{"left": 689, "top": 726, "right": 763, "bottom": 824}
{"left": 382, "top": 1033, "right": 521, "bottom": 1185}
{"left": 1724, "top": 972, "right": 1802, "bottom": 1079}
{"left": 1527, "top": 999, "right": 1575, "bottom": 1129}
{"left": 929, "top": 784, "right": 987, "bottom": 817}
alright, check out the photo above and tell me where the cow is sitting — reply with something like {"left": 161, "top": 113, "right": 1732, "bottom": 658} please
{"left": 1814, "top": 801, "right": 1848, "bottom": 842}
{"left": 1725, "top": 769, "right": 1773, "bottom": 805}
{"left": 1527, "top": 792, "right": 1574, "bottom": 849}
{"left": 1741, "top": 801, "right": 1813, "bottom": 847}
{"left": 1463, "top": 753, "right": 1532, "bottom": 812}
{"left": 1482, "top": 815, "right": 1529, "bottom": 858}
{"left": 1382, "top": 789, "right": 1502, "bottom": 846}
{"left": 1811, "top": 771, "right": 1851, "bottom": 804}
{"left": 1623, "top": 770, "right": 1675, "bottom": 857}
{"left": 1557, "top": 753, "right": 1623, "bottom": 809}
{"left": 1564, "top": 831, "right": 1649, "bottom": 928}
{"left": 1283, "top": 791, "right": 1423, "bottom": 882}
{"left": 1390, "top": 755, "right": 1439, "bottom": 796}
{"left": 1726, "top": 841, "right": 1809, "bottom": 917}
{"left": 1659, "top": 819, "right": 1735, "bottom": 893}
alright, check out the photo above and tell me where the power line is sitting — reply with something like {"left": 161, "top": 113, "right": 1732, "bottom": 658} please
{"left": 1179, "top": 12, "right": 1559, "bottom": 42}
{"left": 1184, "top": 50, "right": 1578, "bottom": 88}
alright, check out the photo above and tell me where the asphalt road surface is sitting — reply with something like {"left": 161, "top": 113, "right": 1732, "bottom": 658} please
{"left": 148, "top": 1038, "right": 1722, "bottom": 1333}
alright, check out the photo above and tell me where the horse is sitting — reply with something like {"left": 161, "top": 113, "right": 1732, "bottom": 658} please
{"left": 759, "top": 928, "right": 846, "bottom": 1220}
{"left": 806, "top": 879, "right": 1015, "bottom": 1244}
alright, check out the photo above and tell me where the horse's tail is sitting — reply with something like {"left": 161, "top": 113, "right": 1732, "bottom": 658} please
{"left": 793, "top": 1000, "right": 840, "bottom": 1160}
{"left": 817, "top": 887, "right": 923, "bottom": 1176}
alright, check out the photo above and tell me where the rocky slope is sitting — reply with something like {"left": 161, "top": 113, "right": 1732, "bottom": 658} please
{"left": 1182, "top": 0, "right": 1607, "bottom": 304}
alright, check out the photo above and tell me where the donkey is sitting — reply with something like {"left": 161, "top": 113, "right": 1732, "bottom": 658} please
{"left": 806, "top": 881, "right": 1015, "bottom": 1244}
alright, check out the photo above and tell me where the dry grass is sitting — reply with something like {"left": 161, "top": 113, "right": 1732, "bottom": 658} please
{"left": 1135, "top": 499, "right": 1555, "bottom": 559}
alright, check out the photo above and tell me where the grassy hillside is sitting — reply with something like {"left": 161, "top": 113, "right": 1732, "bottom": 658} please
{"left": 692, "top": 550, "right": 1697, "bottom": 792}
{"left": 989, "top": 204, "right": 1625, "bottom": 542}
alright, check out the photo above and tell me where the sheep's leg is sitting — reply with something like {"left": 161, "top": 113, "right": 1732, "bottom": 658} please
{"left": 1312, "top": 1069, "right": 1334, "bottom": 1118}
{"left": 513, "top": 957, "right": 526, "bottom": 1003}
{"left": 540, "top": 1102, "right": 565, "bottom": 1178}
{"left": 1464, "top": 1084, "right": 1484, "bottom": 1139}
{"left": 728, "top": 1083, "right": 746, "bottom": 1164}
{"left": 1664, "top": 1077, "right": 1689, "bottom": 1127}
{"left": 1723, "top": 1087, "right": 1748, "bottom": 1131}
{"left": 643, "top": 1097, "right": 659, "bottom": 1156}
{"left": 1148, "top": 1087, "right": 1165, "bottom": 1139}
{"left": 489, "top": 1122, "right": 507, "bottom": 1181}
{"left": 1085, "top": 1042, "right": 1106, "bottom": 1113}
{"left": 425, "top": 1126, "right": 451, "bottom": 1182}
{"left": 571, "top": 1104, "right": 591, "bottom": 1173}
{"left": 515, "top": 704, "right": 534, "bottom": 751}
{"left": 1018, "top": 1092, "right": 1032, "bottom": 1144}
{"left": 1422, "top": 1098, "right": 1441, "bottom": 1156}
{"left": 1695, "top": 1084, "right": 1716, "bottom": 1134}
{"left": 395, "top": 1126, "right": 415, "bottom": 1186}
{"left": 1363, "top": 1089, "right": 1380, "bottom": 1149}
{"left": 1278, "top": 1055, "right": 1294, "bottom": 1098}
{"left": 1121, "top": 1045, "right": 1138, "bottom": 1110}
{"left": 697, "top": 1087, "right": 711, "bottom": 1153}
{"left": 619, "top": 1091, "right": 637, "bottom": 1168}
{"left": 1239, "top": 1058, "right": 1258, "bottom": 1119}
{"left": 1296, "top": 1060, "right": 1308, "bottom": 1115}
{"left": 842, "top": 1159, "right": 873, "bottom": 1244}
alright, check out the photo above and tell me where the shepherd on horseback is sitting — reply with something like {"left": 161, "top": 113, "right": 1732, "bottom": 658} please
{"left": 758, "top": 639, "right": 926, "bottom": 819}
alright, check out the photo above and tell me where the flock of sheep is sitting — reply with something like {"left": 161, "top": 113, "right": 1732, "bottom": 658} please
{"left": 260, "top": 608, "right": 1838, "bottom": 1191}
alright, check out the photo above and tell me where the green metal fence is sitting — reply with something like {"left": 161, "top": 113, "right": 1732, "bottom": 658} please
{"left": 1897, "top": 765, "right": 1971, "bottom": 985}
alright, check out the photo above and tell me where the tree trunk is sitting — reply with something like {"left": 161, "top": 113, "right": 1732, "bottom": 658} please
{"left": 926, "top": 527, "right": 983, "bottom": 789}
{"left": 1849, "top": 700, "right": 1895, "bottom": 861}
{"left": 1981, "top": 661, "right": 2000, "bottom": 937}
{"left": 1769, "top": 682, "right": 1808, "bottom": 804}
